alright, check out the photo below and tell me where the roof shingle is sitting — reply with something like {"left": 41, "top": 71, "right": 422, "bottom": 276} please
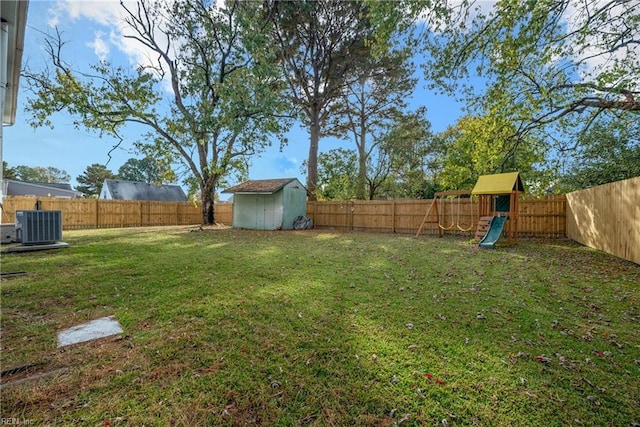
{"left": 222, "top": 178, "right": 301, "bottom": 194}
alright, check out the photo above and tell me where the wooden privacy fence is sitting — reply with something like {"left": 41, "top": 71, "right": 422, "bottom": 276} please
{"left": 1, "top": 195, "right": 566, "bottom": 238}
{"left": 1, "top": 196, "right": 233, "bottom": 229}
{"left": 4, "top": 182, "right": 636, "bottom": 264}
{"left": 307, "top": 195, "right": 567, "bottom": 238}
{"left": 566, "top": 177, "right": 639, "bottom": 265}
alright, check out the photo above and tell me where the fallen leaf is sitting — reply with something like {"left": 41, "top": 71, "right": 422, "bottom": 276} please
{"left": 398, "top": 414, "right": 410, "bottom": 424}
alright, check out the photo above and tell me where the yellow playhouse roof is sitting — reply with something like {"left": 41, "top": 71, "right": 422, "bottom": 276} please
{"left": 472, "top": 172, "right": 525, "bottom": 195}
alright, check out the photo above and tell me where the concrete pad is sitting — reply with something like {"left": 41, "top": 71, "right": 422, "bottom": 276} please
{"left": 0, "top": 223, "right": 16, "bottom": 244}
{"left": 7, "top": 242, "right": 69, "bottom": 252}
{"left": 57, "top": 316, "right": 124, "bottom": 348}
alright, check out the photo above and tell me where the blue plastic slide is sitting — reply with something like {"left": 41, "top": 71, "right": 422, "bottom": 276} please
{"left": 479, "top": 216, "right": 507, "bottom": 249}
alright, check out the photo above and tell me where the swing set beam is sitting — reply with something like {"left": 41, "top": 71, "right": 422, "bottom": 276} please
{"left": 414, "top": 191, "right": 473, "bottom": 237}
{"left": 434, "top": 190, "right": 472, "bottom": 197}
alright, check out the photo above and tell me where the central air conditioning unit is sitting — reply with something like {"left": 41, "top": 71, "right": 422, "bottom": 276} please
{"left": 15, "top": 210, "right": 63, "bottom": 245}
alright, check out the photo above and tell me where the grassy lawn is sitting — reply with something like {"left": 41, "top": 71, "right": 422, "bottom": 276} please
{"left": 1, "top": 227, "right": 639, "bottom": 426}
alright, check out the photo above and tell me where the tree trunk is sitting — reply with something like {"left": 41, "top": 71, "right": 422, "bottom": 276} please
{"left": 201, "top": 182, "right": 216, "bottom": 225}
{"left": 356, "top": 115, "right": 367, "bottom": 200}
{"left": 307, "top": 110, "right": 320, "bottom": 201}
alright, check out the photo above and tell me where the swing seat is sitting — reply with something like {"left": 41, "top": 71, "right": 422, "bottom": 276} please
{"left": 457, "top": 223, "right": 474, "bottom": 232}
{"left": 456, "top": 195, "right": 475, "bottom": 232}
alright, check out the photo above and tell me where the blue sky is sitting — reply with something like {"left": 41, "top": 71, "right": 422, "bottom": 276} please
{"left": 4, "top": 0, "right": 467, "bottom": 190}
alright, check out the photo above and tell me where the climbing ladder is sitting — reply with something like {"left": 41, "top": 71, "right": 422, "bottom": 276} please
{"left": 475, "top": 216, "right": 494, "bottom": 241}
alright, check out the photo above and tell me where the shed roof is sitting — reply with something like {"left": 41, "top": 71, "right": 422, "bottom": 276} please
{"left": 471, "top": 172, "right": 524, "bottom": 195}
{"left": 222, "top": 178, "right": 304, "bottom": 194}
{"left": 102, "top": 179, "right": 187, "bottom": 202}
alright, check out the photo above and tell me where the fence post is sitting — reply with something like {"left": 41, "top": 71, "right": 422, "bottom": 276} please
{"left": 95, "top": 199, "right": 99, "bottom": 228}
{"left": 392, "top": 200, "right": 396, "bottom": 233}
{"left": 350, "top": 201, "right": 354, "bottom": 231}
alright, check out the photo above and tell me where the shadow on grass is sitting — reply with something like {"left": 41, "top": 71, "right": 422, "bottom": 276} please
{"left": 1, "top": 228, "right": 638, "bottom": 425}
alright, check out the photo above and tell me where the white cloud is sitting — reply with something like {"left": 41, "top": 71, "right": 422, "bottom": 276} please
{"left": 47, "top": 0, "right": 174, "bottom": 82}
{"left": 48, "top": 0, "right": 124, "bottom": 28}
{"left": 87, "top": 31, "right": 110, "bottom": 61}
{"left": 43, "top": 0, "right": 205, "bottom": 102}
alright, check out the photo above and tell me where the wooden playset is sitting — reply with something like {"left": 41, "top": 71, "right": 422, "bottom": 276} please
{"left": 415, "top": 172, "right": 525, "bottom": 247}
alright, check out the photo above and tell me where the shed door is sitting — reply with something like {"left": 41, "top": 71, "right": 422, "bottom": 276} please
{"left": 253, "top": 195, "right": 280, "bottom": 230}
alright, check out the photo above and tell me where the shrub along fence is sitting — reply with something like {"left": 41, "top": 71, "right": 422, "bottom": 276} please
{"left": 566, "top": 176, "right": 639, "bottom": 265}
{"left": 0, "top": 196, "right": 233, "bottom": 229}
{"left": 307, "top": 195, "right": 567, "bottom": 238}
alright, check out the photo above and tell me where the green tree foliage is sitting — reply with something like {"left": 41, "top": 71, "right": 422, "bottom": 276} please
{"left": 433, "top": 115, "right": 550, "bottom": 194}
{"left": 2, "top": 162, "right": 16, "bottom": 179}
{"left": 365, "top": 0, "right": 453, "bottom": 54}
{"left": 308, "top": 148, "right": 358, "bottom": 200}
{"left": 367, "top": 1, "right": 639, "bottom": 190}
{"left": 376, "top": 109, "right": 435, "bottom": 199}
{"left": 419, "top": 0, "right": 640, "bottom": 142}
{"left": 117, "top": 157, "right": 175, "bottom": 185}
{"left": 559, "top": 117, "right": 640, "bottom": 191}
{"left": 4, "top": 165, "right": 70, "bottom": 183}
{"left": 314, "top": 111, "right": 434, "bottom": 200}
{"left": 23, "top": 0, "right": 287, "bottom": 224}
{"left": 327, "top": 47, "right": 418, "bottom": 200}
{"left": 76, "top": 163, "right": 117, "bottom": 197}
{"left": 267, "top": 0, "right": 371, "bottom": 200}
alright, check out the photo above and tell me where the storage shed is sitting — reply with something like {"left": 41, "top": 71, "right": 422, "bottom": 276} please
{"left": 222, "top": 178, "right": 308, "bottom": 230}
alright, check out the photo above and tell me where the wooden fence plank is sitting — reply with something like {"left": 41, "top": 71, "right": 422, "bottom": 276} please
{"left": 308, "top": 196, "right": 567, "bottom": 238}
{"left": 2, "top": 195, "right": 565, "bottom": 238}
{"left": 567, "top": 177, "right": 639, "bottom": 264}
{"left": 0, "top": 193, "right": 600, "bottom": 243}
{"left": 4, "top": 183, "right": 635, "bottom": 264}
{"left": 1, "top": 196, "right": 232, "bottom": 230}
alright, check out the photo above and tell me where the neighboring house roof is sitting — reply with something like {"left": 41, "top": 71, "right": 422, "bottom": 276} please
{"left": 2, "top": 179, "right": 82, "bottom": 198}
{"left": 472, "top": 172, "right": 525, "bottom": 195}
{"left": 30, "top": 182, "right": 75, "bottom": 191}
{"left": 2, "top": 0, "right": 29, "bottom": 125}
{"left": 222, "top": 178, "right": 305, "bottom": 194}
{"left": 101, "top": 179, "right": 187, "bottom": 202}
